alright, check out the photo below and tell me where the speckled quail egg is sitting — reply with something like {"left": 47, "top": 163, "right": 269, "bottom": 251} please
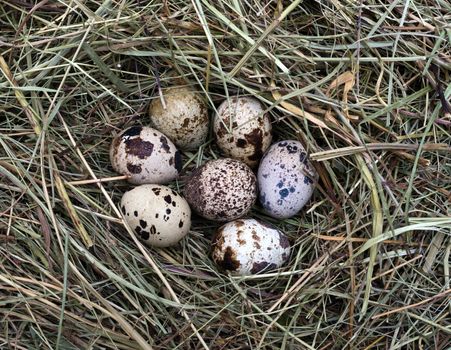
{"left": 121, "top": 185, "right": 191, "bottom": 247}
{"left": 184, "top": 158, "right": 257, "bottom": 221}
{"left": 110, "top": 126, "right": 182, "bottom": 185}
{"left": 258, "top": 140, "right": 318, "bottom": 219}
{"left": 148, "top": 86, "right": 209, "bottom": 150}
{"left": 213, "top": 96, "right": 272, "bottom": 168}
{"left": 211, "top": 218, "right": 290, "bottom": 275}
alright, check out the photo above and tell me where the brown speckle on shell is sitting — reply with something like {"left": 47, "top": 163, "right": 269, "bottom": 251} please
{"left": 245, "top": 128, "right": 263, "bottom": 162}
{"left": 152, "top": 187, "right": 161, "bottom": 195}
{"left": 124, "top": 138, "right": 154, "bottom": 159}
{"left": 236, "top": 138, "right": 247, "bottom": 148}
{"left": 235, "top": 220, "right": 245, "bottom": 228}
{"left": 160, "top": 136, "right": 171, "bottom": 153}
{"left": 251, "top": 261, "right": 277, "bottom": 274}
{"left": 121, "top": 126, "right": 143, "bottom": 138}
{"left": 215, "top": 246, "right": 240, "bottom": 272}
{"left": 279, "top": 232, "right": 290, "bottom": 249}
{"left": 127, "top": 163, "right": 142, "bottom": 174}
{"left": 216, "top": 126, "right": 226, "bottom": 139}
{"left": 237, "top": 238, "right": 246, "bottom": 245}
{"left": 251, "top": 229, "right": 261, "bottom": 242}
{"left": 211, "top": 226, "right": 225, "bottom": 250}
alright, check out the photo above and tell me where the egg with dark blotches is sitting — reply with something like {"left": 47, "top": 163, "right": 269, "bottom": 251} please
{"left": 214, "top": 97, "right": 272, "bottom": 168}
{"left": 211, "top": 218, "right": 290, "bottom": 275}
{"left": 121, "top": 185, "right": 191, "bottom": 247}
{"left": 257, "top": 140, "right": 318, "bottom": 219}
{"left": 110, "top": 126, "right": 182, "bottom": 184}
{"left": 184, "top": 158, "right": 257, "bottom": 222}
{"left": 148, "top": 86, "right": 209, "bottom": 150}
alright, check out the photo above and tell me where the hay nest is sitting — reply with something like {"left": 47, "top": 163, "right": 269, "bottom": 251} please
{"left": 1, "top": 1, "right": 450, "bottom": 349}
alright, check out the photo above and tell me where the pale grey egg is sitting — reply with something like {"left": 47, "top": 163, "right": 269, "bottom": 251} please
{"left": 257, "top": 140, "right": 318, "bottom": 219}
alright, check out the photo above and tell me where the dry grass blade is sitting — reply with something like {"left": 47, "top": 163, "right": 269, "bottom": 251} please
{"left": 0, "top": 55, "right": 41, "bottom": 135}
{"left": 271, "top": 87, "right": 330, "bottom": 130}
{"left": 310, "top": 143, "right": 451, "bottom": 161}
{"left": 229, "top": 0, "right": 307, "bottom": 78}
{"left": 50, "top": 153, "right": 94, "bottom": 248}
{"left": 372, "top": 289, "right": 451, "bottom": 320}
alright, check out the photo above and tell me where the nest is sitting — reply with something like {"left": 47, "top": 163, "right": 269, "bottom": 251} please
{"left": 0, "top": 0, "right": 450, "bottom": 349}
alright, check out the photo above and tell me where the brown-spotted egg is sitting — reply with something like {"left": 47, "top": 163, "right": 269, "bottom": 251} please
{"left": 257, "top": 140, "right": 318, "bottom": 219}
{"left": 148, "top": 86, "right": 209, "bottom": 150}
{"left": 211, "top": 218, "right": 290, "bottom": 275}
{"left": 184, "top": 158, "right": 257, "bottom": 222}
{"left": 121, "top": 185, "right": 191, "bottom": 247}
{"left": 214, "top": 97, "right": 272, "bottom": 168}
{"left": 110, "top": 126, "right": 182, "bottom": 184}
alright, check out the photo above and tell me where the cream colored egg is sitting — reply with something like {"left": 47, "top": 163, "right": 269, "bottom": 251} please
{"left": 148, "top": 86, "right": 209, "bottom": 150}
{"left": 121, "top": 185, "right": 191, "bottom": 248}
{"left": 213, "top": 96, "right": 272, "bottom": 167}
{"left": 110, "top": 126, "right": 182, "bottom": 185}
{"left": 211, "top": 218, "right": 290, "bottom": 275}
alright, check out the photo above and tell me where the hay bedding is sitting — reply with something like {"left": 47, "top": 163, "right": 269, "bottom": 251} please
{"left": 0, "top": 0, "right": 450, "bottom": 349}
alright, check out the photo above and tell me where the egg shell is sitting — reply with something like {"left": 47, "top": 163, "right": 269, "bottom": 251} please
{"left": 184, "top": 158, "right": 257, "bottom": 222}
{"left": 148, "top": 86, "right": 209, "bottom": 150}
{"left": 214, "top": 97, "right": 272, "bottom": 167}
{"left": 110, "top": 126, "right": 182, "bottom": 185}
{"left": 258, "top": 140, "right": 318, "bottom": 219}
{"left": 121, "top": 185, "right": 191, "bottom": 248}
{"left": 211, "top": 218, "right": 290, "bottom": 275}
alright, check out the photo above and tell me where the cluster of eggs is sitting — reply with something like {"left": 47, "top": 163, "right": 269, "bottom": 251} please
{"left": 110, "top": 86, "right": 318, "bottom": 275}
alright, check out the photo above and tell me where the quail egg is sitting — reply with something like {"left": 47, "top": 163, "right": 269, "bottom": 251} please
{"left": 258, "top": 140, "right": 318, "bottom": 219}
{"left": 148, "top": 86, "right": 209, "bottom": 150}
{"left": 110, "top": 126, "right": 182, "bottom": 184}
{"left": 184, "top": 158, "right": 257, "bottom": 221}
{"left": 213, "top": 96, "right": 272, "bottom": 167}
{"left": 211, "top": 218, "right": 290, "bottom": 275}
{"left": 121, "top": 185, "right": 191, "bottom": 247}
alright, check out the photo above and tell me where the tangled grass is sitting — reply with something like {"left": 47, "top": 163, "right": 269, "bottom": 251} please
{"left": 0, "top": 0, "right": 450, "bottom": 349}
